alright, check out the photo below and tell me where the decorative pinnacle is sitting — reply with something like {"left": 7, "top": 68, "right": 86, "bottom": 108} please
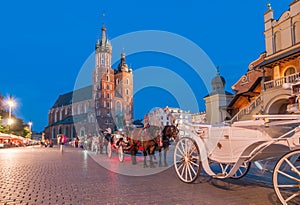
{"left": 267, "top": 2, "right": 272, "bottom": 10}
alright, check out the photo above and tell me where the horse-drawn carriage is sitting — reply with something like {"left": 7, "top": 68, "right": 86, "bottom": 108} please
{"left": 106, "top": 131, "right": 131, "bottom": 162}
{"left": 174, "top": 115, "right": 300, "bottom": 204}
{"left": 103, "top": 125, "right": 178, "bottom": 166}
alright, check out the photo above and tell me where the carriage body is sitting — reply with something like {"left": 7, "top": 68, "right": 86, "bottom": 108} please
{"left": 174, "top": 115, "right": 300, "bottom": 204}
{"left": 106, "top": 132, "right": 131, "bottom": 162}
{"left": 195, "top": 122, "right": 300, "bottom": 164}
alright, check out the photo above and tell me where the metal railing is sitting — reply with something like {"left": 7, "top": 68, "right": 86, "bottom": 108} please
{"left": 264, "top": 73, "right": 300, "bottom": 90}
{"left": 230, "top": 94, "right": 262, "bottom": 123}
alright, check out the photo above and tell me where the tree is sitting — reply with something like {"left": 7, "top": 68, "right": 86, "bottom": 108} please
{"left": 0, "top": 116, "right": 9, "bottom": 133}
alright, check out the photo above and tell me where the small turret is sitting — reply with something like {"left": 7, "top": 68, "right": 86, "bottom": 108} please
{"left": 264, "top": 2, "right": 274, "bottom": 30}
{"left": 211, "top": 66, "right": 226, "bottom": 94}
{"left": 118, "top": 52, "right": 129, "bottom": 72}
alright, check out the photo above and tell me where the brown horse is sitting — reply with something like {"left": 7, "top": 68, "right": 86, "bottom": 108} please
{"left": 127, "top": 124, "right": 178, "bottom": 167}
{"left": 127, "top": 125, "right": 161, "bottom": 167}
{"left": 157, "top": 124, "right": 179, "bottom": 167}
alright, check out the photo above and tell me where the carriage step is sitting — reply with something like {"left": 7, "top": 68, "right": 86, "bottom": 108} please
{"left": 212, "top": 173, "right": 226, "bottom": 178}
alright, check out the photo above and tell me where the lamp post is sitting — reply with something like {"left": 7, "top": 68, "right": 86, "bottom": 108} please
{"left": 6, "top": 95, "right": 15, "bottom": 131}
{"left": 28, "top": 121, "right": 32, "bottom": 139}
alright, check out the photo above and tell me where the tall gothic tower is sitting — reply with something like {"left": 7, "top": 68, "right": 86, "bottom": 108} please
{"left": 92, "top": 25, "right": 134, "bottom": 131}
{"left": 93, "top": 25, "right": 115, "bottom": 130}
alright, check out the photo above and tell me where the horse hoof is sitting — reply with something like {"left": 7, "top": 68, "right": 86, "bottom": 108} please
{"left": 144, "top": 164, "right": 148, "bottom": 168}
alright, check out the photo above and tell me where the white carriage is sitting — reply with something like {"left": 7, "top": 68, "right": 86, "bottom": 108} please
{"left": 174, "top": 115, "right": 300, "bottom": 205}
{"left": 107, "top": 132, "right": 130, "bottom": 162}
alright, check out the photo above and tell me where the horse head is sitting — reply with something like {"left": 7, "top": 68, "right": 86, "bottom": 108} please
{"left": 163, "top": 124, "right": 179, "bottom": 141}
{"left": 171, "top": 124, "right": 179, "bottom": 140}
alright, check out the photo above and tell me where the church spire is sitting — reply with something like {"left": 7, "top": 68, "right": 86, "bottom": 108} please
{"left": 101, "top": 25, "right": 107, "bottom": 45}
{"left": 95, "top": 21, "right": 111, "bottom": 53}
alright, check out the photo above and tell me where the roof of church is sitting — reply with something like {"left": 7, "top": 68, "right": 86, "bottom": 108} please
{"left": 52, "top": 85, "right": 92, "bottom": 108}
{"left": 46, "top": 113, "right": 88, "bottom": 127}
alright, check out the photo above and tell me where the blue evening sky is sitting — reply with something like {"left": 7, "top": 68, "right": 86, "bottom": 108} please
{"left": 0, "top": 0, "right": 292, "bottom": 132}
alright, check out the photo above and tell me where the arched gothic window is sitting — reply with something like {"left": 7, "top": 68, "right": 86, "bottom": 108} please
{"left": 116, "top": 101, "right": 122, "bottom": 114}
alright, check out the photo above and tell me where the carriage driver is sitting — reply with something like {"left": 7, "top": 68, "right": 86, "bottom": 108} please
{"left": 104, "top": 127, "right": 113, "bottom": 144}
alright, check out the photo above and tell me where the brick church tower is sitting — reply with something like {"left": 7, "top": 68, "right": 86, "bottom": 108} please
{"left": 93, "top": 25, "right": 133, "bottom": 131}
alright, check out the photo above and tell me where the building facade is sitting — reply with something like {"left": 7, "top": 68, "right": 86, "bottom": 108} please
{"left": 204, "top": 70, "right": 233, "bottom": 124}
{"left": 144, "top": 106, "right": 192, "bottom": 127}
{"left": 45, "top": 25, "right": 134, "bottom": 139}
{"left": 228, "top": 1, "right": 300, "bottom": 121}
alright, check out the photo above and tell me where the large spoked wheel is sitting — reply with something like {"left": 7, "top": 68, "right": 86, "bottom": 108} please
{"left": 208, "top": 160, "right": 251, "bottom": 179}
{"left": 273, "top": 150, "right": 300, "bottom": 205}
{"left": 107, "top": 142, "right": 112, "bottom": 158}
{"left": 118, "top": 146, "right": 124, "bottom": 162}
{"left": 174, "top": 137, "right": 201, "bottom": 183}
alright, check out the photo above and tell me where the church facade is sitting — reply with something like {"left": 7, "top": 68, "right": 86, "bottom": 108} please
{"left": 44, "top": 25, "right": 133, "bottom": 140}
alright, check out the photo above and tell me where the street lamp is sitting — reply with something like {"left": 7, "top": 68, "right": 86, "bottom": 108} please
{"left": 28, "top": 121, "right": 33, "bottom": 138}
{"left": 6, "top": 95, "right": 15, "bottom": 130}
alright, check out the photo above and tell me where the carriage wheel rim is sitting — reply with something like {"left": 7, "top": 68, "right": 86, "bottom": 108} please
{"left": 174, "top": 137, "right": 201, "bottom": 183}
{"left": 273, "top": 150, "right": 300, "bottom": 205}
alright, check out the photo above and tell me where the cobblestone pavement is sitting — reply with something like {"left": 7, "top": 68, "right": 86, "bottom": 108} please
{"left": 0, "top": 146, "right": 284, "bottom": 205}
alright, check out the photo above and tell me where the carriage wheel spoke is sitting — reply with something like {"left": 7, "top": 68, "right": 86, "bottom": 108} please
{"left": 240, "top": 163, "right": 248, "bottom": 169}
{"left": 187, "top": 163, "right": 193, "bottom": 180}
{"left": 175, "top": 153, "right": 184, "bottom": 159}
{"left": 188, "top": 145, "right": 197, "bottom": 155}
{"left": 178, "top": 163, "right": 184, "bottom": 175}
{"left": 177, "top": 162, "right": 184, "bottom": 170}
{"left": 284, "top": 158, "right": 300, "bottom": 176}
{"left": 188, "top": 162, "right": 197, "bottom": 176}
{"left": 184, "top": 164, "right": 188, "bottom": 180}
{"left": 277, "top": 184, "right": 299, "bottom": 188}
{"left": 185, "top": 140, "right": 190, "bottom": 155}
{"left": 285, "top": 191, "right": 300, "bottom": 203}
{"left": 190, "top": 160, "right": 200, "bottom": 168}
{"left": 176, "top": 146, "right": 185, "bottom": 156}
{"left": 180, "top": 141, "right": 186, "bottom": 154}
{"left": 278, "top": 170, "right": 300, "bottom": 183}
{"left": 236, "top": 168, "right": 243, "bottom": 176}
